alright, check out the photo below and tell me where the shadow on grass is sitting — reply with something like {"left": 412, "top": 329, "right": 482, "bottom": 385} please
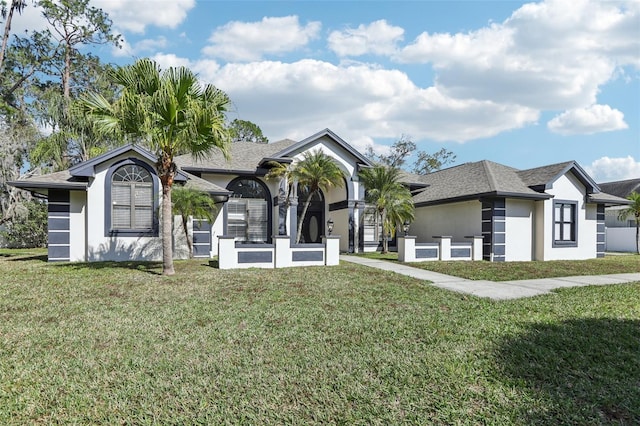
{"left": 55, "top": 261, "right": 163, "bottom": 275}
{"left": 6, "top": 254, "right": 49, "bottom": 262}
{"left": 496, "top": 318, "right": 640, "bottom": 424}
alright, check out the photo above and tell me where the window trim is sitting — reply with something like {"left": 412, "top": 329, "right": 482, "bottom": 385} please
{"left": 104, "top": 158, "right": 159, "bottom": 237}
{"left": 552, "top": 199, "right": 578, "bottom": 247}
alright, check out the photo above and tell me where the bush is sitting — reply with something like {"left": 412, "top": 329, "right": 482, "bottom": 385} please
{"left": 1, "top": 200, "right": 48, "bottom": 248}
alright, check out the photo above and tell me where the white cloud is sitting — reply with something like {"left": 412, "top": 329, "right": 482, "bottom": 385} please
{"left": 93, "top": 0, "right": 196, "bottom": 33}
{"left": 547, "top": 104, "right": 628, "bottom": 135}
{"left": 112, "top": 35, "right": 168, "bottom": 57}
{"left": 328, "top": 20, "right": 404, "bottom": 57}
{"left": 184, "top": 58, "right": 538, "bottom": 144}
{"left": 586, "top": 156, "right": 640, "bottom": 182}
{"left": 202, "top": 16, "right": 321, "bottom": 62}
{"left": 396, "top": 0, "right": 639, "bottom": 111}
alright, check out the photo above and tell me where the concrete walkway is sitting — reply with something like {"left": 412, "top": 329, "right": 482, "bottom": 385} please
{"left": 340, "top": 255, "right": 640, "bottom": 300}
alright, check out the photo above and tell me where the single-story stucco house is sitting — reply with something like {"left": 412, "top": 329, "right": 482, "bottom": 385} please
{"left": 10, "top": 128, "right": 630, "bottom": 264}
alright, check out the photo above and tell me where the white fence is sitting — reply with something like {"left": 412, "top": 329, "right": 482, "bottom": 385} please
{"left": 398, "top": 236, "right": 483, "bottom": 262}
{"left": 218, "top": 235, "right": 340, "bottom": 269}
{"left": 605, "top": 227, "right": 637, "bottom": 253}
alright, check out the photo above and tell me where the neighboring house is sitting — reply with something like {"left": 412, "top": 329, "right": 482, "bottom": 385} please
{"left": 597, "top": 178, "right": 640, "bottom": 228}
{"left": 597, "top": 178, "right": 640, "bottom": 252}
{"left": 401, "top": 160, "right": 629, "bottom": 261}
{"left": 9, "top": 128, "right": 630, "bottom": 263}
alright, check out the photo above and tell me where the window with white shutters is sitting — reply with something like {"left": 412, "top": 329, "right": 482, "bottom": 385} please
{"left": 111, "top": 164, "right": 154, "bottom": 231}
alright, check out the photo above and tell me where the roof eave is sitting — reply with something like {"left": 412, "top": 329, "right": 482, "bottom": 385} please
{"left": 414, "top": 191, "right": 551, "bottom": 207}
{"left": 272, "top": 128, "right": 374, "bottom": 167}
{"left": 180, "top": 166, "right": 268, "bottom": 176}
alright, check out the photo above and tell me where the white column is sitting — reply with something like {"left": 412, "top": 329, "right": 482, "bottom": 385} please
{"left": 434, "top": 236, "right": 452, "bottom": 260}
{"left": 466, "top": 235, "right": 484, "bottom": 261}
{"left": 274, "top": 236, "right": 292, "bottom": 268}
{"left": 398, "top": 236, "right": 416, "bottom": 262}
{"left": 323, "top": 236, "right": 340, "bottom": 266}
{"left": 217, "top": 236, "right": 237, "bottom": 269}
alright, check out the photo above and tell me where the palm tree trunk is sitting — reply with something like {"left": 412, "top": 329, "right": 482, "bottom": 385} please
{"left": 381, "top": 209, "right": 388, "bottom": 254}
{"left": 296, "top": 193, "right": 313, "bottom": 244}
{"left": 161, "top": 181, "right": 175, "bottom": 275}
{"left": 181, "top": 216, "right": 193, "bottom": 259}
{"left": 0, "top": 0, "right": 18, "bottom": 72}
{"left": 636, "top": 217, "right": 640, "bottom": 254}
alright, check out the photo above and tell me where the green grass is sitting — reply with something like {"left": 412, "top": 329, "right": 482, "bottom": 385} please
{"left": 360, "top": 251, "right": 640, "bottom": 281}
{"left": 1, "top": 250, "right": 639, "bottom": 424}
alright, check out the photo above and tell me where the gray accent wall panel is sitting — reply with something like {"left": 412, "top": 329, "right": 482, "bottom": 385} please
{"left": 451, "top": 248, "right": 471, "bottom": 258}
{"left": 48, "top": 218, "right": 70, "bottom": 230}
{"left": 238, "top": 251, "right": 273, "bottom": 264}
{"left": 48, "top": 189, "right": 71, "bottom": 262}
{"left": 192, "top": 219, "right": 211, "bottom": 258}
{"left": 482, "top": 198, "right": 506, "bottom": 262}
{"left": 48, "top": 232, "right": 70, "bottom": 245}
{"left": 292, "top": 251, "right": 324, "bottom": 262}
{"left": 48, "top": 245, "right": 70, "bottom": 261}
{"left": 416, "top": 248, "right": 438, "bottom": 259}
{"left": 596, "top": 204, "right": 605, "bottom": 258}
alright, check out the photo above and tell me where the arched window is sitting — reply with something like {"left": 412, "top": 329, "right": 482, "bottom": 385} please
{"left": 105, "top": 160, "right": 158, "bottom": 236}
{"left": 226, "top": 178, "right": 271, "bottom": 243}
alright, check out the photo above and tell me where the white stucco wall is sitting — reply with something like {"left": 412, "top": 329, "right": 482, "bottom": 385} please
{"left": 605, "top": 227, "right": 638, "bottom": 252}
{"left": 537, "top": 173, "right": 597, "bottom": 260}
{"left": 85, "top": 152, "right": 164, "bottom": 262}
{"left": 69, "top": 191, "right": 87, "bottom": 262}
{"left": 412, "top": 201, "right": 482, "bottom": 242}
{"left": 505, "top": 199, "right": 534, "bottom": 261}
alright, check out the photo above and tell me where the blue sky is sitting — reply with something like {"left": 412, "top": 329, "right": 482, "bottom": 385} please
{"left": 18, "top": 0, "right": 640, "bottom": 182}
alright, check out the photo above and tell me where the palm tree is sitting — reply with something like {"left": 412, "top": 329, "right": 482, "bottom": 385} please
{"left": 81, "top": 58, "right": 231, "bottom": 275}
{"left": 617, "top": 191, "right": 640, "bottom": 254}
{"left": 172, "top": 187, "right": 218, "bottom": 258}
{"left": 267, "top": 150, "right": 345, "bottom": 244}
{"left": 359, "top": 165, "right": 414, "bottom": 253}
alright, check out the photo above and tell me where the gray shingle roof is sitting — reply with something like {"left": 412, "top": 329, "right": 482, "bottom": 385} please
{"left": 174, "top": 139, "right": 298, "bottom": 173}
{"left": 598, "top": 178, "right": 640, "bottom": 198}
{"left": 588, "top": 191, "right": 633, "bottom": 205}
{"left": 411, "top": 160, "right": 549, "bottom": 205}
{"left": 516, "top": 161, "right": 575, "bottom": 188}
{"left": 9, "top": 170, "right": 88, "bottom": 194}
{"left": 181, "top": 172, "right": 229, "bottom": 195}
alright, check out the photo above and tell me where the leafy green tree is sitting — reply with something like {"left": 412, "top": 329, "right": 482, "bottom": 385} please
{"left": 365, "top": 135, "right": 456, "bottom": 175}
{"left": 230, "top": 119, "right": 268, "bottom": 144}
{"left": 413, "top": 147, "right": 457, "bottom": 175}
{"left": 0, "top": 114, "right": 38, "bottom": 225}
{"left": 617, "top": 191, "right": 640, "bottom": 254}
{"left": 172, "top": 187, "right": 218, "bottom": 258}
{"left": 0, "top": 0, "right": 28, "bottom": 72}
{"left": 365, "top": 135, "right": 415, "bottom": 169}
{"left": 39, "top": 0, "right": 121, "bottom": 100}
{"left": 81, "top": 58, "right": 232, "bottom": 275}
{"left": 0, "top": 198, "right": 47, "bottom": 247}
{"left": 359, "top": 165, "right": 414, "bottom": 253}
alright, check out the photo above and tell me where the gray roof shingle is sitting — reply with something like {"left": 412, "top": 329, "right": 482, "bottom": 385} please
{"left": 598, "top": 178, "right": 640, "bottom": 198}
{"left": 411, "top": 160, "right": 549, "bottom": 205}
{"left": 174, "top": 139, "right": 298, "bottom": 173}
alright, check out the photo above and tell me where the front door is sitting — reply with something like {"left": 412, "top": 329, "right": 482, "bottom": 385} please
{"left": 297, "top": 188, "right": 324, "bottom": 244}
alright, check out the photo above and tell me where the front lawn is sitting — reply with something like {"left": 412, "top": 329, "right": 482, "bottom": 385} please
{"left": 1, "top": 251, "right": 639, "bottom": 424}
{"left": 360, "top": 251, "right": 640, "bottom": 281}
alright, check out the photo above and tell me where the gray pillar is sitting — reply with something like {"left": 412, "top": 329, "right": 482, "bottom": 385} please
{"left": 289, "top": 181, "right": 298, "bottom": 244}
{"left": 278, "top": 176, "right": 288, "bottom": 235}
